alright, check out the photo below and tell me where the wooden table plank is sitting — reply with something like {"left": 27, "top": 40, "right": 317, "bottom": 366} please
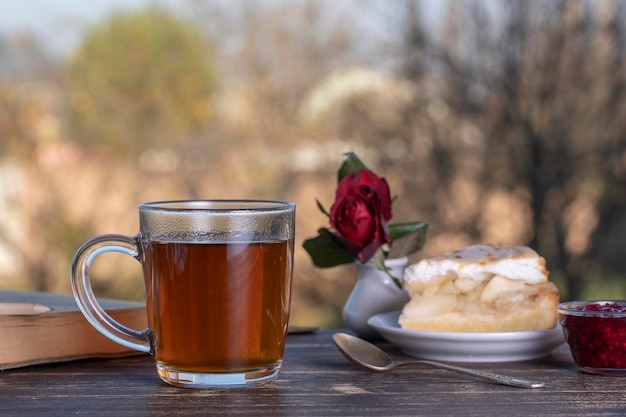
{"left": 0, "top": 330, "right": 625, "bottom": 416}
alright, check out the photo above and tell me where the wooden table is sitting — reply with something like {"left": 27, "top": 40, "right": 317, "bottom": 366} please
{"left": 1, "top": 329, "right": 625, "bottom": 416}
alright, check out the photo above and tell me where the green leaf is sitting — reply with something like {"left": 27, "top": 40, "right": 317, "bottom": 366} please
{"left": 315, "top": 199, "right": 331, "bottom": 217}
{"left": 302, "top": 228, "right": 356, "bottom": 268}
{"left": 387, "top": 222, "right": 428, "bottom": 259}
{"left": 389, "top": 221, "right": 427, "bottom": 240}
{"left": 337, "top": 152, "right": 368, "bottom": 182}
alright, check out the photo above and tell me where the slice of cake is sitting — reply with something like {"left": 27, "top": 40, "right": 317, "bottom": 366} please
{"left": 399, "top": 244, "right": 559, "bottom": 332}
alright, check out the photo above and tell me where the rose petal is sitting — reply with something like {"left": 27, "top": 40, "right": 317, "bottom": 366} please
{"left": 330, "top": 169, "right": 392, "bottom": 261}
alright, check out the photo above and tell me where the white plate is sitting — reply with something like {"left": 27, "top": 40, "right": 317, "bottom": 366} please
{"left": 367, "top": 311, "right": 565, "bottom": 363}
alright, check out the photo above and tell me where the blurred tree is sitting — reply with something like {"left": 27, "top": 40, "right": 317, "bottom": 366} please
{"left": 0, "top": 34, "right": 58, "bottom": 157}
{"left": 302, "top": 0, "right": 626, "bottom": 303}
{"left": 393, "top": 0, "right": 626, "bottom": 299}
{"left": 65, "top": 8, "right": 216, "bottom": 156}
{"left": 189, "top": 0, "right": 357, "bottom": 149}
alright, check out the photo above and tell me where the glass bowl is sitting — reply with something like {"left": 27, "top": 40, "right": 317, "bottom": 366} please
{"left": 558, "top": 301, "right": 626, "bottom": 376}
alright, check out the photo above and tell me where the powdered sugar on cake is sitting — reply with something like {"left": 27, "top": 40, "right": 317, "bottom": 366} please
{"left": 404, "top": 244, "right": 548, "bottom": 286}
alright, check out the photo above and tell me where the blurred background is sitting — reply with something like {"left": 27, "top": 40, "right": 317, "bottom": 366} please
{"left": 1, "top": 0, "right": 625, "bottom": 328}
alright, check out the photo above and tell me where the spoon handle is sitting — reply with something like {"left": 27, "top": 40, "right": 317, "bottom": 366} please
{"left": 406, "top": 360, "right": 545, "bottom": 389}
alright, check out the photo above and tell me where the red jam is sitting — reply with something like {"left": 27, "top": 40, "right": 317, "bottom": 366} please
{"left": 558, "top": 301, "right": 626, "bottom": 376}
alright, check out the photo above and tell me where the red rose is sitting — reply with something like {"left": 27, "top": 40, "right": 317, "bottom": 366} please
{"left": 329, "top": 169, "right": 392, "bottom": 263}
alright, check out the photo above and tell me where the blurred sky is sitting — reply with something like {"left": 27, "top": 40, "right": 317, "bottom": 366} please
{"left": 0, "top": 0, "right": 186, "bottom": 56}
{"left": 0, "top": 0, "right": 453, "bottom": 75}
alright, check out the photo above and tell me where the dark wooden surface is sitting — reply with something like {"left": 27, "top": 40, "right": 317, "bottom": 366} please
{"left": 1, "top": 329, "right": 625, "bottom": 416}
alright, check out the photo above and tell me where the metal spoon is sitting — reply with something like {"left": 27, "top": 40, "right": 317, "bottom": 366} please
{"left": 332, "top": 333, "right": 545, "bottom": 389}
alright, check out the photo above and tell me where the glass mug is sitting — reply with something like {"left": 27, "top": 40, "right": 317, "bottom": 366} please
{"left": 70, "top": 200, "right": 295, "bottom": 388}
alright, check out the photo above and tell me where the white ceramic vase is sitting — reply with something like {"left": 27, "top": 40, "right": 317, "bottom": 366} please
{"left": 342, "top": 257, "right": 410, "bottom": 339}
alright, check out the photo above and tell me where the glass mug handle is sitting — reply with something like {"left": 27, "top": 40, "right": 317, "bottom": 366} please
{"left": 70, "top": 234, "right": 151, "bottom": 353}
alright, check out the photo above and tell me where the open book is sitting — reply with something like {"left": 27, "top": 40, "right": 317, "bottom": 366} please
{"left": 0, "top": 290, "right": 147, "bottom": 370}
